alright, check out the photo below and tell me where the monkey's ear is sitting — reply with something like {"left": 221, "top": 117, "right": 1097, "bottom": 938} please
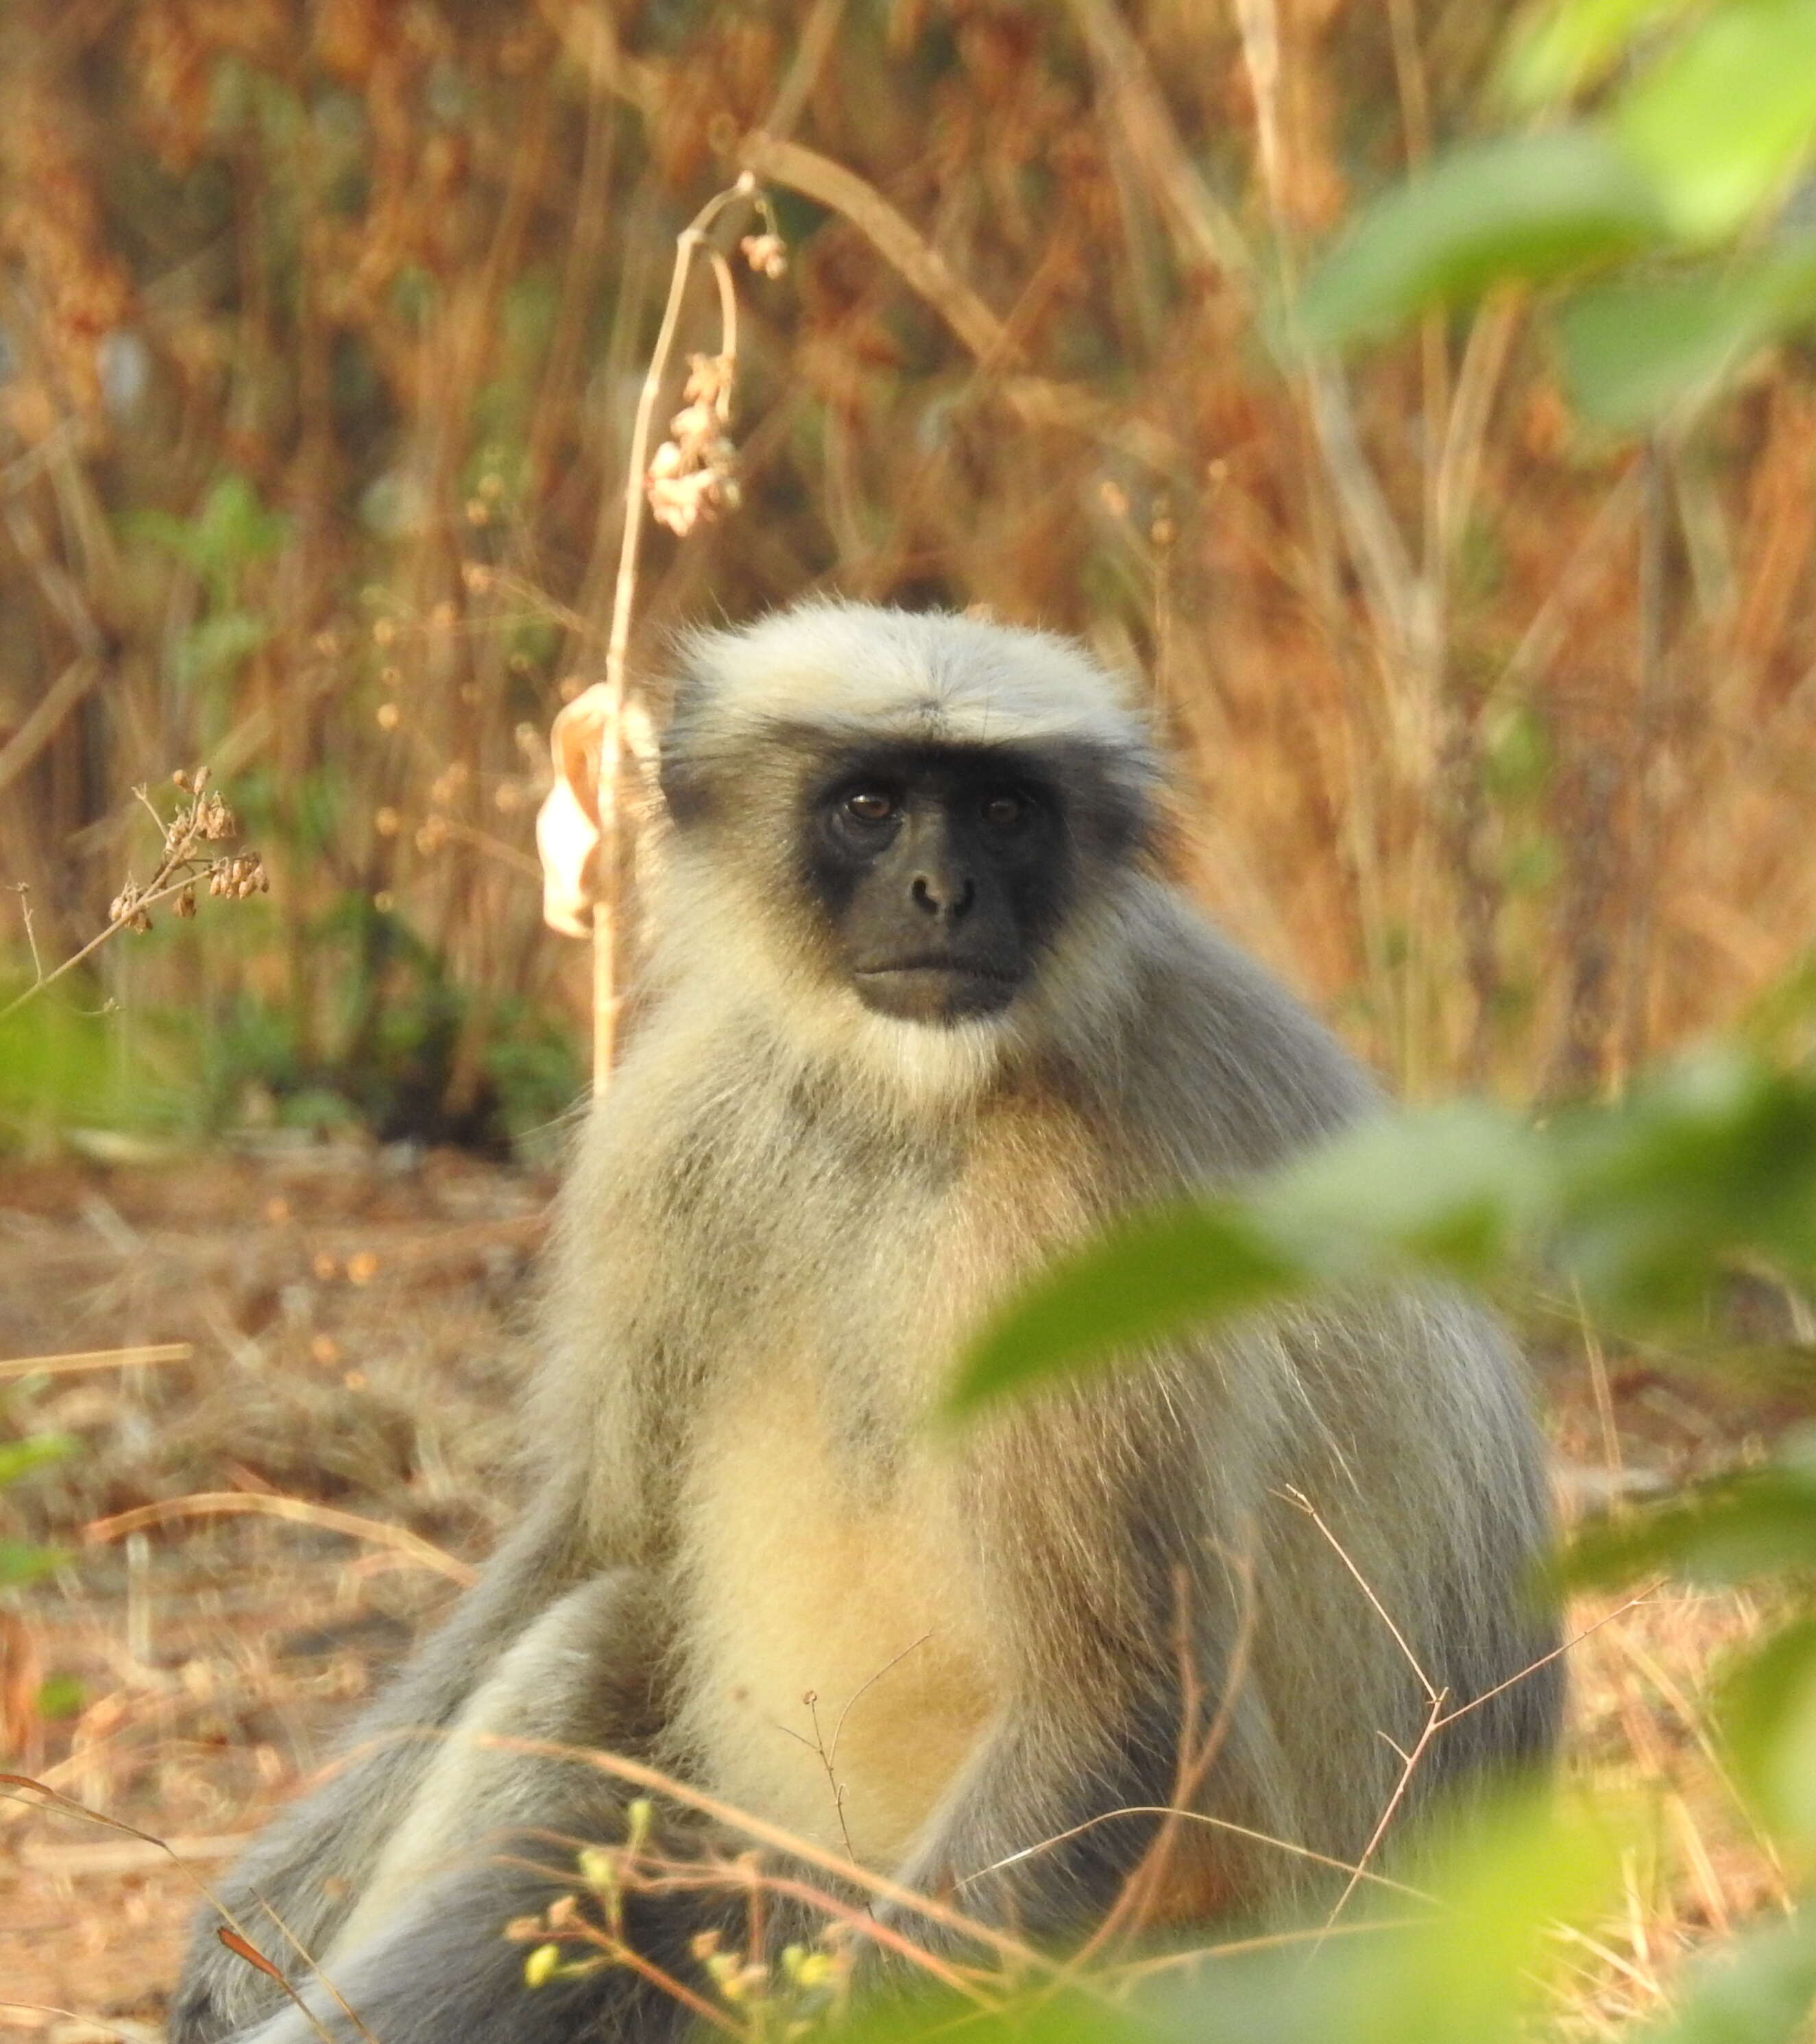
{"left": 654, "top": 670, "right": 718, "bottom": 828}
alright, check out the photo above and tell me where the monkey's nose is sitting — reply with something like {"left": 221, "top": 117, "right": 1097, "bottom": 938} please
{"left": 910, "top": 872, "right": 976, "bottom": 920}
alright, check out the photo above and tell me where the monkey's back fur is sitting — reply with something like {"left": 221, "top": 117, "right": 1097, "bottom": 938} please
{"left": 174, "top": 604, "right": 1560, "bottom": 2044}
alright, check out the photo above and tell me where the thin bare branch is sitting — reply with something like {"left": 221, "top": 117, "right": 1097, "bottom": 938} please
{"left": 85, "top": 1494, "right": 477, "bottom": 1586}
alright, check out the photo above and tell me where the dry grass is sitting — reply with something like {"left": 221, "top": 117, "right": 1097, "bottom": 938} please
{"left": 0, "top": 1149, "right": 545, "bottom": 2030}
{"left": 0, "top": 1153, "right": 1808, "bottom": 2036}
{"left": 3, "top": 2, "right": 1815, "bottom": 1126}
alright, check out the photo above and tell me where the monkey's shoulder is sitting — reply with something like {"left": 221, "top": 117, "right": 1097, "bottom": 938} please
{"left": 1109, "top": 892, "right": 1381, "bottom": 1180}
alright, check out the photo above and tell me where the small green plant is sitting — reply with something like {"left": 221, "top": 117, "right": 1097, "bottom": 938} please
{"left": 0, "top": 1429, "right": 77, "bottom": 1592}
{"left": 130, "top": 474, "right": 289, "bottom": 727}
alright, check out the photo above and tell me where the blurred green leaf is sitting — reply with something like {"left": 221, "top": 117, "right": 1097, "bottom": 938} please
{"left": 947, "top": 1200, "right": 1299, "bottom": 1417}
{"left": 1299, "top": 130, "right": 1664, "bottom": 346}
{"left": 1558, "top": 235, "right": 1816, "bottom": 427}
{"left": 1342, "top": 1794, "right": 1623, "bottom": 2044}
{"left": 1723, "top": 1616, "right": 1816, "bottom": 1845}
{"left": 1560, "top": 1463, "right": 1816, "bottom": 1590}
{"left": 1145, "top": 1792, "right": 1622, "bottom": 2044}
{"left": 832, "top": 1801, "right": 1619, "bottom": 2044}
{"left": 34, "top": 1672, "right": 85, "bottom": 1720}
{"left": 0, "top": 1433, "right": 79, "bottom": 1489}
{"left": 0, "top": 992, "right": 117, "bottom": 1152}
{"left": 953, "top": 1051, "right": 1816, "bottom": 1422}
{"left": 1641, "top": 1908, "right": 1816, "bottom": 2043}
{"left": 1613, "top": 0, "right": 1816, "bottom": 239}
{"left": 130, "top": 473, "right": 288, "bottom": 596}
{"left": 951, "top": 1103, "right": 1551, "bottom": 1415}
{"left": 1503, "top": 0, "right": 1698, "bottom": 106}
{"left": 1256, "top": 1102, "right": 1550, "bottom": 1280}
{"left": 178, "top": 609, "right": 271, "bottom": 687}
{"left": 1483, "top": 703, "right": 1553, "bottom": 804}
{"left": 1555, "top": 1054, "right": 1816, "bottom": 1315}
{"left": 0, "top": 1540, "right": 69, "bottom": 1590}
{"left": 0, "top": 1433, "right": 77, "bottom": 1590}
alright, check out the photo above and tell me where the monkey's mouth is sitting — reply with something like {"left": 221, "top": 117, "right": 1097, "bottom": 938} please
{"left": 852, "top": 958, "right": 1021, "bottom": 1024}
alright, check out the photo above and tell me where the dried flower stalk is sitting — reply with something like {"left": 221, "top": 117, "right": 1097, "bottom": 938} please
{"left": 536, "top": 175, "right": 784, "bottom": 1094}
{"left": 2, "top": 766, "right": 267, "bottom": 1024}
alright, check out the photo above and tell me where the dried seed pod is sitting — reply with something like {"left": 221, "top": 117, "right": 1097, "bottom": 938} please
{"left": 739, "top": 232, "right": 787, "bottom": 279}
{"left": 174, "top": 884, "right": 197, "bottom": 920}
{"left": 668, "top": 402, "right": 716, "bottom": 449}
{"left": 682, "top": 353, "right": 734, "bottom": 410}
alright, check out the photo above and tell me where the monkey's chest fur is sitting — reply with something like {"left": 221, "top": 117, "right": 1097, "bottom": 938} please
{"left": 597, "top": 1074, "right": 1100, "bottom": 1869}
{"left": 669, "top": 1377, "right": 996, "bottom": 1866}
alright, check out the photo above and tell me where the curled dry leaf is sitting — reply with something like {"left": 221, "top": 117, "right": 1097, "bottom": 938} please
{"left": 536, "top": 684, "right": 613, "bottom": 938}
{"left": 536, "top": 689, "right": 660, "bottom": 939}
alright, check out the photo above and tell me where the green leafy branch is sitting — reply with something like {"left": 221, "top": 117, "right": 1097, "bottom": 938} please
{"left": 1299, "top": 0, "right": 1816, "bottom": 431}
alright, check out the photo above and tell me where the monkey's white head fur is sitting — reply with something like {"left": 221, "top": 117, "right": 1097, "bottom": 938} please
{"left": 644, "top": 602, "right": 1166, "bottom": 1119}
{"left": 673, "top": 603, "right": 1153, "bottom": 756}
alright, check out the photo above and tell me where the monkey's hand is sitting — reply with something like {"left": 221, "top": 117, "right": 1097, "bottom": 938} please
{"left": 197, "top": 1863, "right": 694, "bottom": 2044}
{"left": 167, "top": 1851, "right": 350, "bottom": 2044}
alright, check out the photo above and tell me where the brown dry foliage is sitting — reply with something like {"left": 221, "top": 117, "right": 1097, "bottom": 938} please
{"left": 0, "top": 1, "right": 1811, "bottom": 1123}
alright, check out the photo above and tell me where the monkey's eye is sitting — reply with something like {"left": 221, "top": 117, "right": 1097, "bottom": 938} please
{"left": 980, "top": 790, "right": 1032, "bottom": 831}
{"left": 842, "top": 788, "right": 897, "bottom": 826}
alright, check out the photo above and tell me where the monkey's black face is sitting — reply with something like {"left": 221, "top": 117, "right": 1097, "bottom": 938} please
{"left": 801, "top": 744, "right": 1068, "bottom": 1025}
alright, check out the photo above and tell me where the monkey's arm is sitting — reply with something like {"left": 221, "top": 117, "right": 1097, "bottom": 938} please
{"left": 169, "top": 1498, "right": 594, "bottom": 2043}
{"left": 192, "top": 1572, "right": 781, "bottom": 2044}
{"left": 218, "top": 1844, "right": 775, "bottom": 2044}
{"left": 879, "top": 1389, "right": 1246, "bottom": 1955}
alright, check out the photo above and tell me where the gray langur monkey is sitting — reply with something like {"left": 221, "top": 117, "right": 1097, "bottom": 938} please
{"left": 172, "top": 603, "right": 1561, "bottom": 2044}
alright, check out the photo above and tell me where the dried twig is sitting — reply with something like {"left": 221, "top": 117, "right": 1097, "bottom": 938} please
{"left": 0, "top": 1773, "right": 363, "bottom": 2044}
{"left": 1, "top": 768, "right": 265, "bottom": 1023}
{"left": 464, "top": 1729, "right": 1056, "bottom": 1976}
{"left": 84, "top": 1493, "right": 477, "bottom": 1587}
{"left": 0, "top": 1341, "right": 192, "bottom": 1385}
{"left": 738, "top": 135, "right": 1010, "bottom": 365}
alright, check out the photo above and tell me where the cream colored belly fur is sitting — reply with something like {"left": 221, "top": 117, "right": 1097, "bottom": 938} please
{"left": 671, "top": 1369, "right": 997, "bottom": 1869}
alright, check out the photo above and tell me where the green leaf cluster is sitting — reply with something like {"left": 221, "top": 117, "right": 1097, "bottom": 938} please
{"left": 0, "top": 1429, "right": 76, "bottom": 1590}
{"left": 954, "top": 1049, "right": 1816, "bottom": 1413}
{"left": 1300, "top": 0, "right": 1816, "bottom": 430}
{"left": 939, "top": 1035, "right": 1816, "bottom": 2037}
